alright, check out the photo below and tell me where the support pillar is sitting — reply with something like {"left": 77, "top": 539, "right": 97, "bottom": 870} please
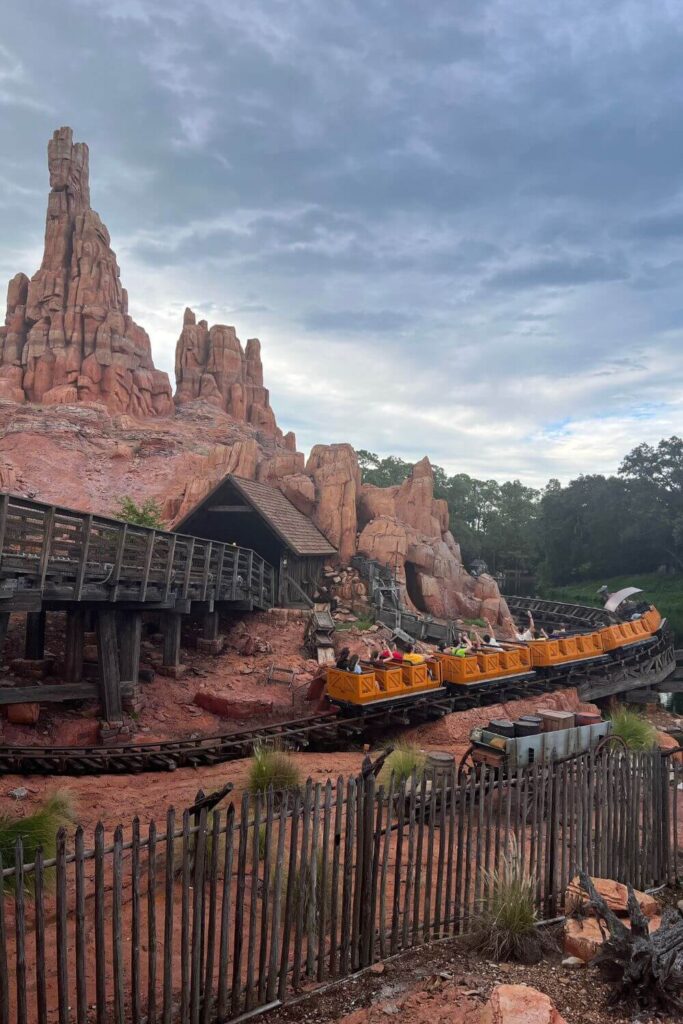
{"left": 25, "top": 611, "right": 46, "bottom": 660}
{"left": 96, "top": 609, "right": 122, "bottom": 722}
{"left": 0, "top": 612, "right": 10, "bottom": 662}
{"left": 197, "top": 608, "right": 224, "bottom": 655}
{"left": 203, "top": 610, "right": 220, "bottom": 641}
{"left": 64, "top": 609, "right": 85, "bottom": 683}
{"left": 119, "top": 611, "right": 142, "bottom": 686}
{"left": 161, "top": 613, "right": 185, "bottom": 678}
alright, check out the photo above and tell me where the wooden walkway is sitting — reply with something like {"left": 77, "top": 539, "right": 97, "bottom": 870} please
{"left": 0, "top": 493, "right": 276, "bottom": 721}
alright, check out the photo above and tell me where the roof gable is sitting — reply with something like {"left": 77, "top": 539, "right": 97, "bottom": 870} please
{"left": 229, "top": 476, "right": 336, "bottom": 557}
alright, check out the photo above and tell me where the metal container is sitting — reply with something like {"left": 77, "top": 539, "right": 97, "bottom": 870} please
{"left": 514, "top": 718, "right": 541, "bottom": 737}
{"left": 488, "top": 718, "right": 515, "bottom": 738}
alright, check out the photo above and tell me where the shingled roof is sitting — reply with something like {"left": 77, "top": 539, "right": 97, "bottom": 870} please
{"left": 227, "top": 476, "right": 336, "bottom": 557}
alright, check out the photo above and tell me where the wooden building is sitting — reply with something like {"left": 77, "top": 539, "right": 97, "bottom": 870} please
{"left": 174, "top": 474, "right": 336, "bottom": 606}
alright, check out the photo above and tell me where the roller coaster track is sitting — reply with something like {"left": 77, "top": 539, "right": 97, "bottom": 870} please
{"left": 0, "top": 597, "right": 675, "bottom": 776}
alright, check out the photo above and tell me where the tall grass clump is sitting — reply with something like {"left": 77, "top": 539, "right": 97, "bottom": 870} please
{"left": 467, "top": 838, "right": 546, "bottom": 962}
{"left": 247, "top": 743, "right": 302, "bottom": 797}
{"left": 608, "top": 705, "right": 657, "bottom": 751}
{"left": 378, "top": 741, "right": 425, "bottom": 787}
{"left": 0, "top": 792, "right": 75, "bottom": 893}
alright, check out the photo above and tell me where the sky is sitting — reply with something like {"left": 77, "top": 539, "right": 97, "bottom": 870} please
{"left": 2, "top": 0, "right": 683, "bottom": 487}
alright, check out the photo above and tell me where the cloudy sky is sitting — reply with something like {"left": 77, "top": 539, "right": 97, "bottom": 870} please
{"left": 2, "top": 0, "right": 683, "bottom": 486}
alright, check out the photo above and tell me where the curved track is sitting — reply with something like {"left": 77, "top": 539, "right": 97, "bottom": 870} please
{"left": 0, "top": 598, "right": 673, "bottom": 776}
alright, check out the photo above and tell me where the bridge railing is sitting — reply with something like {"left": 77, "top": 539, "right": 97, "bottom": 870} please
{"left": 0, "top": 493, "right": 275, "bottom": 608}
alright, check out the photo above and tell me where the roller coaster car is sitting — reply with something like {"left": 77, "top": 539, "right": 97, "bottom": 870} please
{"left": 325, "top": 663, "right": 446, "bottom": 712}
{"left": 526, "top": 632, "right": 609, "bottom": 669}
{"left": 435, "top": 646, "right": 535, "bottom": 689}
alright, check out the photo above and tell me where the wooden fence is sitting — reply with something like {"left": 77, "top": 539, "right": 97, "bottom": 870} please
{"left": 0, "top": 750, "right": 679, "bottom": 1024}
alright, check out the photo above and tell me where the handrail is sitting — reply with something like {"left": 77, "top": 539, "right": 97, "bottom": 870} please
{"left": 0, "top": 492, "right": 275, "bottom": 609}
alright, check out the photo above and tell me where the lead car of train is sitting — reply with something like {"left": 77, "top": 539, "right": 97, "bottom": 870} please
{"left": 325, "top": 606, "right": 663, "bottom": 712}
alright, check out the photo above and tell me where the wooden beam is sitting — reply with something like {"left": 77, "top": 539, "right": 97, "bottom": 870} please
{"left": 96, "top": 609, "right": 123, "bottom": 722}
{"left": 163, "top": 612, "right": 182, "bottom": 667}
{"left": 204, "top": 610, "right": 220, "bottom": 642}
{"left": 207, "top": 505, "right": 252, "bottom": 513}
{"left": 0, "top": 682, "right": 99, "bottom": 705}
{"left": 64, "top": 609, "right": 85, "bottom": 683}
{"left": 118, "top": 611, "right": 142, "bottom": 687}
{"left": 25, "top": 611, "right": 46, "bottom": 660}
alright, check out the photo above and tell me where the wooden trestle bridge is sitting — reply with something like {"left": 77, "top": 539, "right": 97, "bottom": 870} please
{"left": 0, "top": 493, "right": 275, "bottom": 721}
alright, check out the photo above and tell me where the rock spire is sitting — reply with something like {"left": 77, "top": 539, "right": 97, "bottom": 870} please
{"left": 174, "top": 307, "right": 281, "bottom": 437}
{"left": 0, "top": 127, "right": 173, "bottom": 416}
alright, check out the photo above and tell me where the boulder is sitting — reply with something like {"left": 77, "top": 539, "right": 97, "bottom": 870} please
{"left": 565, "top": 875, "right": 659, "bottom": 919}
{"left": 194, "top": 692, "right": 273, "bottom": 720}
{"left": 480, "top": 984, "right": 567, "bottom": 1024}
{"left": 6, "top": 703, "right": 40, "bottom": 725}
{"left": 564, "top": 913, "right": 662, "bottom": 963}
{"left": 656, "top": 729, "right": 683, "bottom": 764}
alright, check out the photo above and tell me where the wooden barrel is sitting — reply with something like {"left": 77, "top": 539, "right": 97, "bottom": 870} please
{"left": 514, "top": 718, "right": 541, "bottom": 737}
{"left": 426, "top": 750, "right": 455, "bottom": 780}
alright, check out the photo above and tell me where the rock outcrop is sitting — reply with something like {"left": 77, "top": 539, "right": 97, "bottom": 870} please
{"left": 480, "top": 985, "right": 567, "bottom": 1024}
{"left": 174, "top": 308, "right": 281, "bottom": 437}
{"left": 0, "top": 128, "right": 511, "bottom": 629}
{"left": 0, "top": 128, "right": 173, "bottom": 417}
{"left": 358, "top": 456, "right": 510, "bottom": 625}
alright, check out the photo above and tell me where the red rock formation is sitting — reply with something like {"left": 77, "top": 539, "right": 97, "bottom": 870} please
{"left": 174, "top": 307, "right": 281, "bottom": 437}
{"left": 358, "top": 456, "right": 510, "bottom": 626}
{"left": 480, "top": 985, "right": 567, "bottom": 1024}
{"left": 0, "top": 128, "right": 173, "bottom": 417}
{"left": 305, "top": 444, "right": 361, "bottom": 563}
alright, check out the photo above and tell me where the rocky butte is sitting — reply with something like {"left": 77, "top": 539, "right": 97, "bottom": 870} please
{"left": 0, "top": 127, "right": 511, "bottom": 627}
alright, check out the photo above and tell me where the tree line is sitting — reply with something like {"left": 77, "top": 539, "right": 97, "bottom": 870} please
{"left": 357, "top": 436, "right": 683, "bottom": 586}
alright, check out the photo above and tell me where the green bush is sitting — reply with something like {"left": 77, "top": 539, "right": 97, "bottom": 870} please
{"left": 248, "top": 744, "right": 302, "bottom": 796}
{"left": 114, "top": 496, "right": 165, "bottom": 529}
{"left": 0, "top": 792, "right": 75, "bottom": 894}
{"left": 608, "top": 705, "right": 658, "bottom": 751}
{"left": 378, "top": 741, "right": 425, "bottom": 787}
{"left": 467, "top": 838, "right": 545, "bottom": 962}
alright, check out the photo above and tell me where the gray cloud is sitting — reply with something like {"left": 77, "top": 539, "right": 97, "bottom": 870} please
{"left": 1, "top": 0, "right": 683, "bottom": 485}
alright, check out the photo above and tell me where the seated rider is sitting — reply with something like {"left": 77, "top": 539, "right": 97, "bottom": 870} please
{"left": 514, "top": 610, "right": 535, "bottom": 642}
{"left": 402, "top": 643, "right": 425, "bottom": 665}
{"left": 336, "top": 646, "right": 351, "bottom": 670}
{"left": 348, "top": 653, "right": 362, "bottom": 674}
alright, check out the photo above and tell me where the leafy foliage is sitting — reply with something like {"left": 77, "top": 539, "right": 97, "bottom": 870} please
{"left": 114, "top": 496, "right": 165, "bottom": 529}
{"left": 0, "top": 792, "right": 76, "bottom": 894}
{"left": 608, "top": 706, "right": 658, "bottom": 751}
{"left": 248, "top": 744, "right": 302, "bottom": 796}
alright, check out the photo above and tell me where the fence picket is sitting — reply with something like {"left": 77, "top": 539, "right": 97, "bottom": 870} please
{"left": 329, "top": 778, "right": 343, "bottom": 977}
{"left": 202, "top": 810, "right": 221, "bottom": 1024}
{"left": 148, "top": 819, "right": 159, "bottom": 1024}
{"left": 75, "top": 826, "right": 88, "bottom": 1024}
{"left": 163, "top": 808, "right": 176, "bottom": 1024}
{"left": 317, "top": 781, "right": 333, "bottom": 981}
{"left": 14, "top": 839, "right": 27, "bottom": 1024}
{"left": 56, "top": 828, "right": 70, "bottom": 1024}
{"left": 131, "top": 818, "right": 142, "bottom": 1024}
{"left": 112, "top": 825, "right": 125, "bottom": 1024}
{"left": 34, "top": 847, "right": 47, "bottom": 1024}
{"left": 94, "top": 823, "right": 106, "bottom": 1024}
{"left": 217, "top": 805, "right": 236, "bottom": 1018}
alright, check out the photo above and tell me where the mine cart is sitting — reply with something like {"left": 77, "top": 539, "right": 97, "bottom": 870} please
{"left": 458, "top": 712, "right": 615, "bottom": 779}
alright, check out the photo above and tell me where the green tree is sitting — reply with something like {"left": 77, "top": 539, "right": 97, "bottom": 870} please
{"left": 115, "top": 496, "right": 165, "bottom": 529}
{"left": 356, "top": 450, "right": 412, "bottom": 487}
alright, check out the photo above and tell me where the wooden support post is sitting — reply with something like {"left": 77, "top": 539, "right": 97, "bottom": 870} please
{"left": 64, "top": 609, "right": 85, "bottom": 683}
{"left": 96, "top": 609, "right": 123, "bottom": 722}
{"left": 0, "top": 612, "right": 9, "bottom": 660}
{"left": 119, "top": 611, "right": 142, "bottom": 686}
{"left": 163, "top": 613, "right": 182, "bottom": 668}
{"left": 203, "top": 610, "right": 220, "bottom": 642}
{"left": 25, "top": 611, "right": 46, "bottom": 660}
